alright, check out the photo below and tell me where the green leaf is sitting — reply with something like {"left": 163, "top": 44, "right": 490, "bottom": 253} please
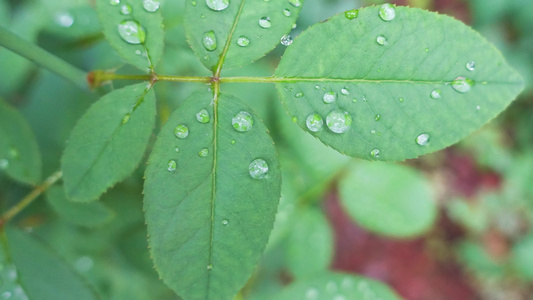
{"left": 285, "top": 207, "right": 333, "bottom": 278}
{"left": 0, "top": 99, "right": 42, "bottom": 185}
{"left": 339, "top": 161, "right": 437, "bottom": 238}
{"left": 275, "top": 272, "right": 401, "bottom": 300}
{"left": 46, "top": 185, "right": 114, "bottom": 227}
{"left": 4, "top": 227, "right": 98, "bottom": 300}
{"left": 144, "top": 89, "right": 281, "bottom": 300}
{"left": 96, "top": 0, "right": 164, "bottom": 71}
{"left": 184, "top": 0, "right": 302, "bottom": 71}
{"left": 275, "top": 5, "right": 524, "bottom": 161}
{"left": 62, "top": 83, "right": 156, "bottom": 202}
{"left": 511, "top": 234, "right": 533, "bottom": 280}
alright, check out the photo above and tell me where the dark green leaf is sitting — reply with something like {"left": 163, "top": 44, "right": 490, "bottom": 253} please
{"left": 62, "top": 83, "right": 156, "bottom": 202}
{"left": 144, "top": 89, "right": 281, "bottom": 299}
{"left": 275, "top": 6, "right": 524, "bottom": 161}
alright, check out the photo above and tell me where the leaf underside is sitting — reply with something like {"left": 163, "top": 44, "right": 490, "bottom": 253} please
{"left": 275, "top": 6, "right": 524, "bottom": 161}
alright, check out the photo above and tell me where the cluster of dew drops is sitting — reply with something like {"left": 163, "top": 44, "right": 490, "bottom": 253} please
{"left": 198, "top": 0, "right": 301, "bottom": 53}
{"left": 110, "top": 0, "right": 161, "bottom": 46}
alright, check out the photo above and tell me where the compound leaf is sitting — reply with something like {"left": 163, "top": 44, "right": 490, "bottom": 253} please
{"left": 62, "top": 83, "right": 156, "bottom": 202}
{"left": 184, "top": 0, "right": 302, "bottom": 71}
{"left": 275, "top": 5, "right": 524, "bottom": 161}
{"left": 144, "top": 89, "right": 281, "bottom": 300}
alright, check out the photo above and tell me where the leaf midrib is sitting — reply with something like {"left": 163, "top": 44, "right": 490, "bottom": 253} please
{"left": 214, "top": 0, "right": 247, "bottom": 76}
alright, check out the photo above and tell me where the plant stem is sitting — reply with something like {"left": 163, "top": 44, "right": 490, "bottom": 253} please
{"left": 0, "top": 171, "right": 63, "bottom": 228}
{"left": 0, "top": 26, "right": 88, "bottom": 90}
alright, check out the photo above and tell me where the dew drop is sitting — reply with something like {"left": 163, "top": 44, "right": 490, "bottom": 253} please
{"left": 306, "top": 113, "right": 323, "bottom": 132}
{"left": 362, "top": 96, "right": 367, "bottom": 102}
{"left": 174, "top": 125, "right": 189, "bottom": 138}
{"left": 305, "top": 288, "right": 319, "bottom": 300}
{"left": 55, "top": 12, "right": 74, "bottom": 27}
{"left": 207, "top": 264, "right": 213, "bottom": 270}
{"left": 323, "top": 91, "right": 337, "bottom": 104}
{"left": 341, "top": 87, "right": 350, "bottom": 95}
{"left": 326, "top": 110, "right": 352, "bottom": 134}
{"left": 167, "top": 160, "right": 177, "bottom": 172}
{"left": 379, "top": 3, "right": 396, "bottom": 21}
{"left": 352, "top": 98, "right": 357, "bottom": 103}
{"left": 249, "top": 159, "right": 269, "bottom": 179}
{"left": 196, "top": 109, "right": 210, "bottom": 123}
{"left": 222, "top": 219, "right": 229, "bottom": 225}
{"left": 237, "top": 36, "right": 250, "bottom": 47}
{"left": 206, "top": 0, "right": 229, "bottom": 11}
{"left": 314, "top": 85, "right": 320, "bottom": 90}
{"left": 376, "top": 35, "right": 388, "bottom": 45}
{"left": 120, "top": 4, "right": 132, "bottom": 15}
{"left": 143, "top": 0, "right": 160, "bottom": 12}
{"left": 232, "top": 111, "right": 254, "bottom": 132}
{"left": 118, "top": 20, "right": 146, "bottom": 44}
{"left": 283, "top": 8, "right": 291, "bottom": 17}
{"left": 230, "top": 139, "right": 236, "bottom": 145}
{"left": 292, "top": 23, "right": 297, "bottom": 29}
{"left": 198, "top": 148, "right": 209, "bottom": 157}
{"left": 295, "top": 92, "right": 304, "bottom": 98}
{"left": 281, "top": 34, "right": 293, "bottom": 46}
{"left": 135, "top": 49, "right": 142, "bottom": 55}
{"left": 370, "top": 148, "right": 380, "bottom": 158}
{"left": 175, "top": 146, "right": 180, "bottom": 152}
{"left": 203, "top": 30, "right": 217, "bottom": 51}
{"left": 374, "top": 114, "right": 381, "bottom": 121}
{"left": 466, "top": 61, "right": 475, "bottom": 71}
{"left": 430, "top": 89, "right": 441, "bottom": 99}
{"left": 345, "top": 9, "right": 359, "bottom": 20}
{"left": 110, "top": 0, "right": 120, "bottom": 5}
{"left": 398, "top": 97, "right": 404, "bottom": 103}
{"left": 121, "top": 113, "right": 131, "bottom": 124}
{"left": 292, "top": 116, "right": 298, "bottom": 123}
{"left": 191, "top": 0, "right": 197, "bottom": 6}
{"left": 0, "top": 159, "right": 8, "bottom": 170}
{"left": 259, "top": 17, "right": 272, "bottom": 28}
{"left": 476, "top": 105, "right": 481, "bottom": 110}
{"left": 289, "top": 0, "right": 301, "bottom": 7}
{"left": 451, "top": 76, "right": 474, "bottom": 93}
{"left": 416, "top": 133, "right": 430, "bottom": 146}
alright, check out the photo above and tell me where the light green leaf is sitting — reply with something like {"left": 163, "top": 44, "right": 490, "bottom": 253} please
{"left": 96, "top": 0, "right": 164, "bottom": 71}
{"left": 275, "top": 272, "right": 401, "bottom": 300}
{"left": 5, "top": 227, "right": 98, "bottom": 300}
{"left": 184, "top": 0, "right": 302, "bottom": 71}
{"left": 275, "top": 6, "right": 524, "bottom": 161}
{"left": 285, "top": 207, "right": 333, "bottom": 278}
{"left": 0, "top": 99, "right": 41, "bottom": 185}
{"left": 46, "top": 185, "right": 114, "bottom": 227}
{"left": 511, "top": 234, "right": 533, "bottom": 280}
{"left": 144, "top": 89, "right": 281, "bottom": 300}
{"left": 62, "top": 83, "right": 156, "bottom": 202}
{"left": 339, "top": 161, "right": 437, "bottom": 238}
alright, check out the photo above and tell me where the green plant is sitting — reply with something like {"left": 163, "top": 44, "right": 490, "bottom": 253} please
{"left": 0, "top": 0, "right": 525, "bottom": 299}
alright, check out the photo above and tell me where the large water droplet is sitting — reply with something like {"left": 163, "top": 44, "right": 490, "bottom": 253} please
{"left": 110, "top": 0, "right": 120, "bottom": 5}
{"left": 203, "top": 30, "right": 217, "bottom": 51}
{"left": 199, "top": 148, "right": 209, "bottom": 157}
{"left": 143, "top": 0, "right": 160, "bottom": 12}
{"left": 259, "top": 17, "right": 272, "bottom": 28}
{"left": 341, "top": 87, "right": 350, "bottom": 95}
{"left": 451, "top": 76, "right": 474, "bottom": 93}
{"left": 174, "top": 125, "right": 189, "bottom": 138}
{"left": 232, "top": 111, "right": 253, "bottom": 132}
{"left": 206, "top": 0, "right": 229, "bottom": 11}
{"left": 466, "top": 61, "right": 475, "bottom": 71}
{"left": 416, "top": 133, "right": 430, "bottom": 146}
{"left": 370, "top": 149, "right": 380, "bottom": 158}
{"left": 118, "top": 20, "right": 146, "bottom": 44}
{"left": 237, "top": 36, "right": 250, "bottom": 47}
{"left": 376, "top": 35, "right": 388, "bottom": 45}
{"left": 120, "top": 4, "right": 132, "bottom": 15}
{"left": 196, "top": 109, "right": 210, "bottom": 123}
{"left": 249, "top": 159, "right": 269, "bottom": 179}
{"left": 345, "top": 9, "right": 359, "bottom": 20}
{"left": 0, "top": 159, "right": 8, "bottom": 170}
{"left": 283, "top": 9, "right": 291, "bottom": 17}
{"left": 167, "top": 160, "right": 177, "bottom": 172}
{"left": 430, "top": 89, "right": 441, "bottom": 99}
{"left": 379, "top": 3, "right": 396, "bottom": 21}
{"left": 289, "top": 0, "right": 301, "bottom": 7}
{"left": 55, "top": 12, "right": 74, "bottom": 27}
{"left": 326, "top": 110, "right": 352, "bottom": 133}
{"left": 306, "top": 113, "right": 323, "bottom": 132}
{"left": 281, "top": 34, "right": 293, "bottom": 46}
{"left": 323, "top": 91, "right": 337, "bottom": 104}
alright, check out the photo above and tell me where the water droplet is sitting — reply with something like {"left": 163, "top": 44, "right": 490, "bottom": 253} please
{"left": 374, "top": 114, "right": 381, "bottom": 121}
{"left": 203, "top": 30, "right": 217, "bottom": 51}
{"left": 74, "top": 256, "right": 94, "bottom": 272}
{"left": 230, "top": 139, "right": 236, "bottom": 145}
{"left": 370, "top": 149, "right": 380, "bottom": 158}
{"left": 398, "top": 97, "right": 404, "bottom": 103}
{"left": 120, "top": 4, "right": 132, "bottom": 15}
{"left": 232, "top": 111, "right": 253, "bottom": 132}
{"left": 249, "top": 159, "right": 269, "bottom": 179}
{"left": 326, "top": 110, "right": 352, "bottom": 133}
{"left": 175, "top": 146, "right": 180, "bottom": 152}
{"left": 222, "top": 219, "right": 229, "bottom": 225}
{"left": 110, "top": 0, "right": 120, "bottom": 5}
{"left": 352, "top": 98, "right": 357, "bottom": 103}
{"left": 292, "top": 116, "right": 298, "bottom": 123}
{"left": 207, "top": 264, "right": 213, "bottom": 270}
{"left": 289, "top": 0, "right": 301, "bottom": 7}
{"left": 451, "top": 76, "right": 474, "bottom": 93}
{"left": 281, "top": 34, "right": 293, "bottom": 46}
{"left": 196, "top": 109, "right": 210, "bottom": 123}
{"left": 362, "top": 96, "right": 367, "bottom": 102}
{"left": 54, "top": 12, "right": 74, "bottom": 27}
{"left": 323, "top": 91, "right": 337, "bottom": 104}
{"left": 191, "top": 1, "right": 197, "bottom": 6}
{"left": 283, "top": 8, "right": 291, "bottom": 17}
{"left": 0, "top": 159, "right": 8, "bottom": 170}
{"left": 416, "top": 133, "right": 430, "bottom": 146}
{"left": 476, "top": 105, "right": 481, "bottom": 110}
{"left": 174, "top": 125, "right": 189, "bottom": 138}
{"left": 306, "top": 113, "right": 323, "bottom": 132}
{"left": 341, "top": 88, "right": 350, "bottom": 95}
{"left": 143, "top": 0, "right": 160, "bottom": 12}
{"left": 376, "top": 35, "right": 388, "bottom": 45}
{"left": 206, "top": 0, "right": 229, "bottom": 11}
{"left": 135, "top": 49, "right": 142, "bottom": 55}
{"left": 292, "top": 23, "right": 297, "bottom": 29}
{"left": 167, "top": 160, "right": 177, "bottom": 172}
{"left": 295, "top": 92, "right": 304, "bottom": 98}
{"left": 198, "top": 148, "right": 209, "bottom": 157}
{"left": 314, "top": 85, "right": 320, "bottom": 90}
{"left": 379, "top": 3, "right": 396, "bottom": 21}
{"left": 121, "top": 113, "right": 131, "bottom": 124}
{"left": 118, "top": 20, "right": 146, "bottom": 44}
{"left": 425, "top": 48, "right": 429, "bottom": 53}
{"left": 237, "top": 36, "right": 250, "bottom": 47}
{"left": 305, "top": 288, "right": 319, "bottom": 300}
{"left": 466, "top": 61, "right": 475, "bottom": 71}
{"left": 430, "top": 89, "right": 441, "bottom": 99}
{"left": 345, "top": 9, "right": 359, "bottom": 20}
{"left": 259, "top": 17, "right": 272, "bottom": 28}
{"left": 370, "top": 129, "right": 377, "bottom": 134}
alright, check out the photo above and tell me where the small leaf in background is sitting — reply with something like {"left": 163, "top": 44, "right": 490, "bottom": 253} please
{"left": 4, "top": 227, "right": 98, "bottom": 300}
{"left": 0, "top": 99, "right": 42, "bottom": 185}
{"left": 96, "top": 0, "right": 164, "bottom": 71}
{"left": 511, "top": 234, "right": 533, "bottom": 280}
{"left": 46, "top": 185, "right": 114, "bottom": 227}
{"left": 339, "top": 161, "right": 437, "bottom": 238}
{"left": 275, "top": 6, "right": 524, "bottom": 161}
{"left": 285, "top": 207, "right": 334, "bottom": 278}
{"left": 184, "top": 0, "right": 302, "bottom": 71}
{"left": 275, "top": 272, "right": 401, "bottom": 300}
{"left": 62, "top": 83, "right": 156, "bottom": 202}
{"left": 144, "top": 89, "right": 281, "bottom": 300}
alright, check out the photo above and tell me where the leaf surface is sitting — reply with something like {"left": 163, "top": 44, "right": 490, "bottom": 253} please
{"left": 275, "top": 6, "right": 524, "bottom": 161}
{"left": 339, "top": 161, "right": 437, "bottom": 237}
{"left": 0, "top": 99, "right": 41, "bottom": 185}
{"left": 62, "top": 83, "right": 156, "bottom": 202}
{"left": 96, "top": 0, "right": 164, "bottom": 71}
{"left": 144, "top": 89, "right": 281, "bottom": 300}
{"left": 184, "top": 0, "right": 302, "bottom": 71}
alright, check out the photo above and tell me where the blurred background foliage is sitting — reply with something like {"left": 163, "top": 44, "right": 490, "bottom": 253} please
{"left": 0, "top": 0, "right": 532, "bottom": 299}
